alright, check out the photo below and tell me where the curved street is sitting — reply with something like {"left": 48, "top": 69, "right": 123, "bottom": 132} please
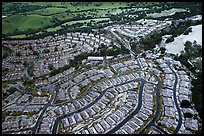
{"left": 52, "top": 78, "right": 145, "bottom": 134}
{"left": 107, "top": 80, "right": 145, "bottom": 134}
{"left": 165, "top": 61, "right": 182, "bottom": 133}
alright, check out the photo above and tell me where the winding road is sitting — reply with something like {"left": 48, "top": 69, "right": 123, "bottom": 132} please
{"left": 52, "top": 78, "right": 146, "bottom": 134}
{"left": 165, "top": 61, "right": 182, "bottom": 133}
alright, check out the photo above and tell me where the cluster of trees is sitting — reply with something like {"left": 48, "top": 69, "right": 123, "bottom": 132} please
{"left": 2, "top": 2, "right": 51, "bottom": 14}
{"left": 49, "top": 53, "right": 88, "bottom": 76}
{"left": 42, "top": 49, "right": 50, "bottom": 53}
{"left": 49, "top": 64, "right": 70, "bottom": 77}
{"left": 2, "top": 68, "right": 9, "bottom": 75}
{"left": 167, "top": 25, "right": 191, "bottom": 37}
{"left": 176, "top": 41, "right": 202, "bottom": 73}
{"left": 180, "top": 100, "right": 191, "bottom": 108}
{"left": 138, "top": 32, "right": 162, "bottom": 51}
{"left": 166, "top": 36, "right": 174, "bottom": 43}
{"left": 23, "top": 79, "right": 34, "bottom": 86}
{"left": 183, "top": 27, "right": 192, "bottom": 35}
{"left": 70, "top": 2, "right": 91, "bottom": 6}
{"left": 160, "top": 19, "right": 201, "bottom": 39}
{"left": 89, "top": 44, "right": 129, "bottom": 57}
{"left": 159, "top": 47, "right": 166, "bottom": 54}
{"left": 2, "top": 46, "right": 12, "bottom": 59}
{"left": 7, "top": 86, "right": 17, "bottom": 94}
{"left": 27, "top": 64, "right": 35, "bottom": 77}
{"left": 191, "top": 72, "right": 202, "bottom": 121}
{"left": 49, "top": 43, "right": 130, "bottom": 77}
{"left": 144, "top": 2, "right": 201, "bottom": 21}
{"left": 48, "top": 63, "right": 54, "bottom": 71}
{"left": 174, "top": 40, "right": 202, "bottom": 129}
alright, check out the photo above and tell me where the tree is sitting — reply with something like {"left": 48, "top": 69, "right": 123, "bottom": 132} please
{"left": 7, "top": 87, "right": 17, "bottom": 93}
{"left": 183, "top": 27, "right": 192, "bottom": 35}
{"left": 180, "top": 100, "right": 191, "bottom": 108}
{"left": 166, "top": 36, "right": 174, "bottom": 43}
{"left": 160, "top": 47, "right": 166, "bottom": 54}
{"left": 29, "top": 45, "right": 32, "bottom": 50}
{"left": 48, "top": 63, "right": 54, "bottom": 71}
{"left": 184, "top": 113, "right": 193, "bottom": 118}
{"left": 31, "top": 90, "right": 38, "bottom": 96}
{"left": 16, "top": 51, "right": 21, "bottom": 56}
{"left": 23, "top": 79, "right": 34, "bottom": 86}
{"left": 54, "top": 47, "right": 58, "bottom": 52}
{"left": 33, "top": 50, "right": 39, "bottom": 56}
{"left": 43, "top": 49, "right": 50, "bottom": 53}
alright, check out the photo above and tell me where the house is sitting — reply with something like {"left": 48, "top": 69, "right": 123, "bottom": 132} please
{"left": 87, "top": 107, "right": 96, "bottom": 116}
{"left": 182, "top": 108, "right": 195, "bottom": 115}
{"left": 131, "top": 116, "right": 143, "bottom": 126}
{"left": 115, "top": 110, "right": 125, "bottom": 118}
{"left": 92, "top": 105, "right": 101, "bottom": 113}
{"left": 47, "top": 109, "right": 56, "bottom": 117}
{"left": 56, "top": 107, "right": 63, "bottom": 115}
{"left": 88, "top": 126, "right": 98, "bottom": 134}
{"left": 94, "top": 123, "right": 104, "bottom": 133}
{"left": 100, "top": 120, "right": 111, "bottom": 131}
{"left": 118, "top": 106, "right": 130, "bottom": 115}
{"left": 165, "top": 107, "right": 176, "bottom": 117}
{"left": 80, "top": 110, "right": 90, "bottom": 120}
{"left": 97, "top": 101, "right": 106, "bottom": 109}
{"left": 68, "top": 104, "right": 75, "bottom": 112}
{"left": 128, "top": 121, "right": 139, "bottom": 130}
{"left": 73, "top": 101, "right": 82, "bottom": 109}
{"left": 122, "top": 125, "right": 135, "bottom": 134}
{"left": 40, "top": 123, "right": 51, "bottom": 132}
{"left": 105, "top": 116, "right": 116, "bottom": 126}
{"left": 116, "top": 129, "right": 128, "bottom": 134}
{"left": 20, "top": 118, "right": 33, "bottom": 128}
{"left": 110, "top": 114, "right": 121, "bottom": 122}
{"left": 68, "top": 116, "right": 76, "bottom": 126}
{"left": 74, "top": 113, "right": 83, "bottom": 123}
{"left": 81, "top": 129, "right": 89, "bottom": 134}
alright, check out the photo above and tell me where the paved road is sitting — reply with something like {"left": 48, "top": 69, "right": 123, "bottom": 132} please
{"left": 165, "top": 61, "right": 182, "bottom": 133}
{"left": 107, "top": 79, "right": 146, "bottom": 134}
{"left": 52, "top": 78, "right": 145, "bottom": 134}
{"left": 139, "top": 76, "right": 164, "bottom": 134}
{"left": 2, "top": 84, "right": 55, "bottom": 134}
{"left": 107, "top": 28, "right": 142, "bottom": 71}
{"left": 31, "top": 84, "right": 55, "bottom": 134}
{"left": 140, "top": 61, "right": 182, "bottom": 134}
{"left": 52, "top": 73, "right": 108, "bottom": 107}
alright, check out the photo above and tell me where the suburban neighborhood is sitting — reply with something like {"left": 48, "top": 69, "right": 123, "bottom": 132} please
{"left": 2, "top": 2, "right": 202, "bottom": 134}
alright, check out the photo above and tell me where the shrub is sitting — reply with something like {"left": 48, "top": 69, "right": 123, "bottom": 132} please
{"left": 166, "top": 36, "right": 174, "bottom": 43}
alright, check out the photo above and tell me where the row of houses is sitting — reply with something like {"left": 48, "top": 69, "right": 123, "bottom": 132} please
{"left": 2, "top": 116, "right": 34, "bottom": 131}
{"left": 157, "top": 56, "right": 199, "bottom": 133}
{"left": 110, "top": 20, "right": 169, "bottom": 40}
{"left": 2, "top": 30, "right": 115, "bottom": 81}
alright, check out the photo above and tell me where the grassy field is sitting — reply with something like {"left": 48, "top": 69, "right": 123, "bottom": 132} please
{"left": 8, "top": 17, "right": 110, "bottom": 38}
{"left": 9, "top": 34, "right": 27, "bottom": 39}
{"left": 29, "top": 7, "right": 68, "bottom": 15}
{"left": 2, "top": 14, "right": 54, "bottom": 34}
{"left": 27, "top": 2, "right": 129, "bottom": 11}
{"left": 2, "top": 2, "right": 129, "bottom": 37}
{"left": 2, "top": 2, "right": 161, "bottom": 38}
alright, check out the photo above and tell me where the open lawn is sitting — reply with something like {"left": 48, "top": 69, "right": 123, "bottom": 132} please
{"left": 2, "top": 14, "right": 54, "bottom": 35}
{"left": 2, "top": 2, "right": 160, "bottom": 38}
{"left": 30, "top": 7, "right": 68, "bottom": 15}
{"left": 27, "top": 2, "right": 129, "bottom": 11}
